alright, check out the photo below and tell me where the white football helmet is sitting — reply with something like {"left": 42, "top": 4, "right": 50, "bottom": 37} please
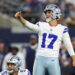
{"left": 44, "top": 4, "right": 62, "bottom": 22}
{"left": 7, "top": 56, "right": 22, "bottom": 73}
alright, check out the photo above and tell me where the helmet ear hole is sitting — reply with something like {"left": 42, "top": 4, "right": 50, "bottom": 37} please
{"left": 56, "top": 16, "right": 59, "bottom": 19}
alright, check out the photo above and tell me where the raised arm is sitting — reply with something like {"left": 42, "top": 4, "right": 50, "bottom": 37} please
{"left": 63, "top": 31, "right": 75, "bottom": 66}
{"left": 15, "top": 11, "right": 39, "bottom": 33}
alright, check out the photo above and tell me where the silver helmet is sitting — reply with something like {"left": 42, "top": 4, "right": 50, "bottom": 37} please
{"left": 44, "top": 4, "right": 62, "bottom": 22}
{"left": 7, "top": 56, "right": 22, "bottom": 73}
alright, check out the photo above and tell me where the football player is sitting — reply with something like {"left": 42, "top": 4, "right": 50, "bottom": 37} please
{"left": 15, "top": 4, "right": 75, "bottom": 75}
{"left": 0, "top": 56, "right": 31, "bottom": 75}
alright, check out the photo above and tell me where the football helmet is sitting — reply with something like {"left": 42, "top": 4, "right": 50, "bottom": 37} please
{"left": 7, "top": 56, "right": 22, "bottom": 73}
{"left": 44, "top": 4, "right": 62, "bottom": 22}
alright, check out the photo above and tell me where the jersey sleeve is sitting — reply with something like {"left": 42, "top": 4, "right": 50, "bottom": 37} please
{"left": 63, "top": 27, "right": 68, "bottom": 34}
{"left": 20, "top": 69, "right": 31, "bottom": 75}
{"left": 62, "top": 27, "right": 75, "bottom": 56}
{"left": 25, "top": 21, "right": 40, "bottom": 33}
{"left": 27, "top": 70, "right": 31, "bottom": 75}
{"left": 26, "top": 69, "right": 31, "bottom": 75}
{"left": 0, "top": 71, "right": 7, "bottom": 75}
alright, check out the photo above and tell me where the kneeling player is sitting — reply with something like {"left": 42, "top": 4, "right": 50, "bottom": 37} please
{"left": 0, "top": 56, "right": 31, "bottom": 75}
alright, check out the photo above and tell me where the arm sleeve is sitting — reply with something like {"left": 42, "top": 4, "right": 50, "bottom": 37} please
{"left": 25, "top": 21, "right": 40, "bottom": 33}
{"left": 63, "top": 30, "right": 75, "bottom": 56}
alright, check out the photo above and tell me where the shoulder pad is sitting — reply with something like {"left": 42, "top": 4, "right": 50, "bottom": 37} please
{"left": 20, "top": 69, "right": 26, "bottom": 72}
{"left": 20, "top": 69, "right": 31, "bottom": 75}
{"left": 61, "top": 24, "right": 68, "bottom": 28}
{"left": 36, "top": 22, "right": 40, "bottom": 26}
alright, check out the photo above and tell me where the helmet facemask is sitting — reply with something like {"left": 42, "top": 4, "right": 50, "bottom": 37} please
{"left": 7, "top": 63, "right": 16, "bottom": 73}
{"left": 44, "top": 10, "right": 54, "bottom": 22}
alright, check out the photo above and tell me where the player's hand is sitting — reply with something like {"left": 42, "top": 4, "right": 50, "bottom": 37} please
{"left": 15, "top": 11, "right": 22, "bottom": 19}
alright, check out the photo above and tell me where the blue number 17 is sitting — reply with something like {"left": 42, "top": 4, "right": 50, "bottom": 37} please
{"left": 41, "top": 33, "right": 58, "bottom": 49}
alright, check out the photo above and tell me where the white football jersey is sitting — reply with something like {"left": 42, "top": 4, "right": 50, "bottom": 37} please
{"left": 25, "top": 21, "right": 74, "bottom": 57}
{"left": 35, "top": 22, "right": 74, "bottom": 57}
{"left": 0, "top": 69, "right": 31, "bottom": 75}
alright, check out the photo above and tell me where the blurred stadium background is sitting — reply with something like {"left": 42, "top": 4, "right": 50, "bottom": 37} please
{"left": 0, "top": 0, "right": 75, "bottom": 75}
